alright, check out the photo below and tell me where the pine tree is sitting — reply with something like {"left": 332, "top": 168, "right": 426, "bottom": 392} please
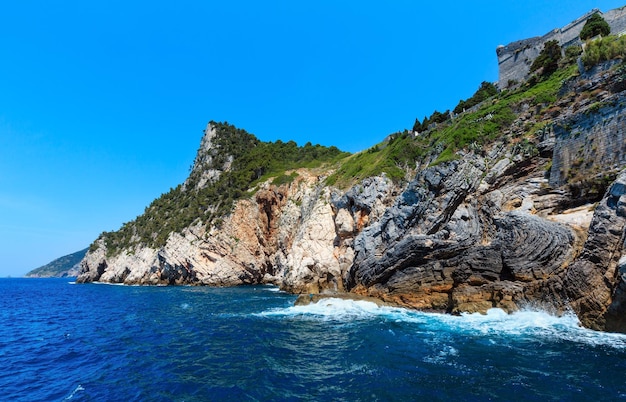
{"left": 580, "top": 13, "right": 611, "bottom": 41}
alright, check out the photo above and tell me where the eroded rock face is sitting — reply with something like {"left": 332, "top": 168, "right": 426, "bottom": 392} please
{"left": 77, "top": 73, "right": 626, "bottom": 332}
{"left": 564, "top": 170, "right": 626, "bottom": 332}
{"left": 77, "top": 140, "right": 622, "bottom": 329}
{"left": 347, "top": 157, "right": 580, "bottom": 313}
{"left": 77, "top": 171, "right": 398, "bottom": 293}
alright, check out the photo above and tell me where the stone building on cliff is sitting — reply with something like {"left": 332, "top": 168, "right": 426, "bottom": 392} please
{"left": 497, "top": 6, "right": 626, "bottom": 89}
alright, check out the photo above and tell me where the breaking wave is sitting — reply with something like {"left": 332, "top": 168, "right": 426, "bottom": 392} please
{"left": 260, "top": 297, "right": 626, "bottom": 349}
{"left": 4, "top": 279, "right": 626, "bottom": 401}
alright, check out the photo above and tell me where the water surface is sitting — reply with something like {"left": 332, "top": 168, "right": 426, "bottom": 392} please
{"left": 1, "top": 278, "right": 625, "bottom": 401}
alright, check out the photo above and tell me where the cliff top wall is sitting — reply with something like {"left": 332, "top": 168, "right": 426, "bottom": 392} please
{"left": 497, "top": 6, "right": 626, "bottom": 89}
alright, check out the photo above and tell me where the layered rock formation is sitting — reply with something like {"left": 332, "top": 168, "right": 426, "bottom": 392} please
{"left": 347, "top": 156, "right": 580, "bottom": 313}
{"left": 563, "top": 171, "right": 626, "bottom": 332}
{"left": 77, "top": 116, "right": 625, "bottom": 331}
{"left": 78, "top": 52, "right": 626, "bottom": 333}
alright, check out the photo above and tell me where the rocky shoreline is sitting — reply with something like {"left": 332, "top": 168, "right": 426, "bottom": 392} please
{"left": 78, "top": 60, "right": 626, "bottom": 333}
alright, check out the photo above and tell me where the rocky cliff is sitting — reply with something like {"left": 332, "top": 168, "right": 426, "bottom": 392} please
{"left": 78, "top": 54, "right": 626, "bottom": 332}
{"left": 563, "top": 171, "right": 626, "bottom": 332}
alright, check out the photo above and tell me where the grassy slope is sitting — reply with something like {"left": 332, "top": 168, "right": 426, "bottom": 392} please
{"left": 327, "top": 63, "right": 579, "bottom": 188}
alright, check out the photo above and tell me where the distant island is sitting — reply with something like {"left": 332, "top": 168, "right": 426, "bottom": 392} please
{"left": 25, "top": 248, "right": 87, "bottom": 278}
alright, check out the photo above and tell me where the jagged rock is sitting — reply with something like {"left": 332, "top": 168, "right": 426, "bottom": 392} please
{"left": 78, "top": 169, "right": 375, "bottom": 293}
{"left": 76, "top": 58, "right": 626, "bottom": 333}
{"left": 282, "top": 188, "right": 344, "bottom": 293}
{"left": 334, "top": 208, "right": 355, "bottom": 238}
{"left": 564, "top": 169, "right": 626, "bottom": 331}
{"left": 347, "top": 157, "right": 579, "bottom": 313}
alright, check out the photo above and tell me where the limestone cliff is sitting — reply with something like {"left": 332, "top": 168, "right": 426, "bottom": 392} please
{"left": 77, "top": 123, "right": 380, "bottom": 293}
{"left": 79, "top": 47, "right": 626, "bottom": 332}
{"left": 79, "top": 159, "right": 396, "bottom": 294}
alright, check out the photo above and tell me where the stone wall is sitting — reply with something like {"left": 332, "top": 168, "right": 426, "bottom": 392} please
{"left": 604, "top": 7, "right": 626, "bottom": 36}
{"left": 497, "top": 7, "right": 626, "bottom": 88}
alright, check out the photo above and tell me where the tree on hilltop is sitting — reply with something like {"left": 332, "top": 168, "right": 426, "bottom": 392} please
{"left": 580, "top": 13, "right": 611, "bottom": 41}
{"left": 453, "top": 81, "right": 498, "bottom": 114}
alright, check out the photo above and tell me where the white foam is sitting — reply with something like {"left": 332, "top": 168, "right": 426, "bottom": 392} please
{"left": 259, "top": 299, "right": 626, "bottom": 349}
{"left": 445, "top": 308, "right": 579, "bottom": 334}
{"left": 423, "top": 345, "right": 460, "bottom": 365}
{"left": 426, "top": 308, "right": 626, "bottom": 349}
{"left": 64, "top": 384, "right": 84, "bottom": 400}
{"left": 253, "top": 284, "right": 283, "bottom": 292}
{"left": 259, "top": 297, "right": 387, "bottom": 321}
{"left": 92, "top": 281, "right": 129, "bottom": 286}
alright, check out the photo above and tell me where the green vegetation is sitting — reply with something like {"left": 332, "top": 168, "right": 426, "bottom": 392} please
{"left": 564, "top": 45, "right": 583, "bottom": 64}
{"left": 453, "top": 82, "right": 498, "bottom": 114}
{"left": 413, "top": 110, "right": 450, "bottom": 133}
{"left": 94, "top": 122, "right": 348, "bottom": 256}
{"left": 582, "top": 34, "right": 626, "bottom": 68}
{"left": 25, "top": 248, "right": 88, "bottom": 277}
{"left": 326, "top": 131, "right": 425, "bottom": 187}
{"left": 328, "top": 62, "right": 579, "bottom": 186}
{"left": 94, "top": 41, "right": 585, "bottom": 256}
{"left": 272, "top": 171, "right": 299, "bottom": 186}
{"left": 530, "top": 40, "right": 562, "bottom": 76}
{"left": 580, "top": 13, "right": 611, "bottom": 41}
{"left": 412, "top": 82, "right": 498, "bottom": 132}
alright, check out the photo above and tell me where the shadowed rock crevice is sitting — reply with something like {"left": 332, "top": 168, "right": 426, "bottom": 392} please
{"left": 564, "top": 170, "right": 626, "bottom": 331}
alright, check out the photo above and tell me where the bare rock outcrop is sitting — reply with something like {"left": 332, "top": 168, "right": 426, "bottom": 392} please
{"left": 347, "top": 156, "right": 581, "bottom": 313}
{"left": 564, "top": 169, "right": 626, "bottom": 331}
{"left": 77, "top": 170, "right": 389, "bottom": 292}
{"left": 76, "top": 59, "right": 626, "bottom": 332}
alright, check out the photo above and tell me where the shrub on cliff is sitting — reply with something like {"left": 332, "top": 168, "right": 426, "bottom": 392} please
{"left": 582, "top": 35, "right": 626, "bottom": 69}
{"left": 564, "top": 45, "right": 583, "bottom": 64}
{"left": 326, "top": 129, "right": 423, "bottom": 187}
{"left": 530, "top": 40, "right": 562, "bottom": 76}
{"left": 332, "top": 62, "right": 580, "bottom": 184}
{"left": 580, "top": 13, "right": 611, "bottom": 41}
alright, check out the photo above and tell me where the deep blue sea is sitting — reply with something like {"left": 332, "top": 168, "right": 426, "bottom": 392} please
{"left": 2, "top": 278, "right": 626, "bottom": 401}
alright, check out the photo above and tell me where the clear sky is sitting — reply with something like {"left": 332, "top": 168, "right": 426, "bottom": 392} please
{"left": 1, "top": 1, "right": 624, "bottom": 277}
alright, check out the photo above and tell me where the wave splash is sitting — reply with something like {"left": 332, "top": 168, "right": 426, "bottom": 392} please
{"left": 63, "top": 384, "right": 84, "bottom": 400}
{"left": 260, "top": 297, "right": 626, "bottom": 349}
{"left": 259, "top": 297, "right": 386, "bottom": 321}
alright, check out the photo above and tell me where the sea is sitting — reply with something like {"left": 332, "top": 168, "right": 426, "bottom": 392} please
{"left": 2, "top": 278, "right": 626, "bottom": 401}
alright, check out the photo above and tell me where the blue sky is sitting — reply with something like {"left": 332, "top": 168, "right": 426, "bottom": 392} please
{"left": 1, "top": 1, "right": 624, "bottom": 277}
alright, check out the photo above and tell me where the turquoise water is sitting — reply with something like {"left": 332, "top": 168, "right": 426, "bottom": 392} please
{"left": 2, "top": 278, "right": 626, "bottom": 401}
